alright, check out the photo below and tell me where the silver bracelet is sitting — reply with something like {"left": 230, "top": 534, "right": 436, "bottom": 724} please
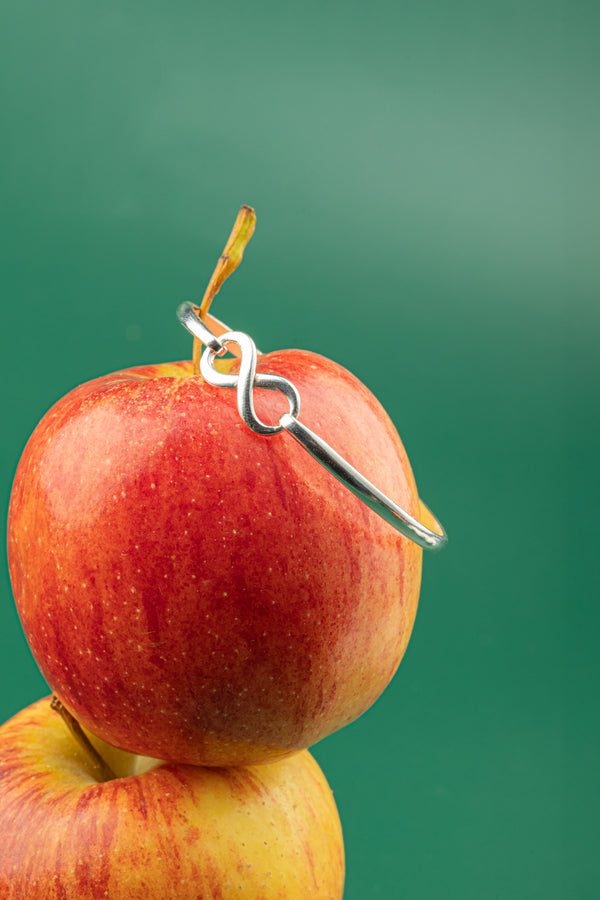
{"left": 177, "top": 302, "right": 447, "bottom": 551}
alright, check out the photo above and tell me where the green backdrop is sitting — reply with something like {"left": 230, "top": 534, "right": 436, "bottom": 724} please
{"left": 1, "top": 1, "right": 597, "bottom": 897}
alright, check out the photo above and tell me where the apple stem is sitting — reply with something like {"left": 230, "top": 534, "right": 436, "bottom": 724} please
{"left": 50, "top": 696, "right": 117, "bottom": 782}
{"left": 192, "top": 205, "right": 257, "bottom": 374}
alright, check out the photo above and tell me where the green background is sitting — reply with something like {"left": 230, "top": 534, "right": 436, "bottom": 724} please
{"left": 1, "top": 1, "right": 597, "bottom": 896}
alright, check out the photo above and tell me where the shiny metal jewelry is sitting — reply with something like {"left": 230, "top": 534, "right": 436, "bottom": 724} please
{"left": 177, "top": 302, "right": 447, "bottom": 551}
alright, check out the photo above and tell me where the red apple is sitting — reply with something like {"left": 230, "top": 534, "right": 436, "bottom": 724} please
{"left": 0, "top": 697, "right": 345, "bottom": 899}
{"left": 8, "top": 345, "right": 424, "bottom": 766}
{"left": 7, "top": 208, "right": 433, "bottom": 766}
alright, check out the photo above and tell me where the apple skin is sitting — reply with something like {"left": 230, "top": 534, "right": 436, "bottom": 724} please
{"left": 0, "top": 696, "right": 344, "bottom": 899}
{"left": 8, "top": 348, "right": 423, "bottom": 766}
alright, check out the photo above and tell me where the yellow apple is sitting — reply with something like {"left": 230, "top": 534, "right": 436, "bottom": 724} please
{"left": 0, "top": 697, "right": 344, "bottom": 899}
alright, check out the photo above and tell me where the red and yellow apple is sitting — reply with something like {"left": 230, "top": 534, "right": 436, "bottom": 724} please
{"left": 7, "top": 207, "right": 427, "bottom": 766}
{"left": 0, "top": 697, "right": 344, "bottom": 899}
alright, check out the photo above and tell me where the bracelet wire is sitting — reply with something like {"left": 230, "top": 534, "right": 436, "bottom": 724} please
{"left": 177, "top": 302, "right": 447, "bottom": 551}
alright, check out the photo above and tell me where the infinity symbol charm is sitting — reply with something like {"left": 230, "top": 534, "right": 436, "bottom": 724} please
{"left": 200, "top": 331, "right": 301, "bottom": 436}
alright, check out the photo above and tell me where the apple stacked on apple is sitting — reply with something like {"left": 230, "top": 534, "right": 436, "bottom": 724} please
{"left": 7, "top": 206, "right": 429, "bottom": 768}
{"left": 2, "top": 206, "right": 443, "bottom": 897}
{"left": 0, "top": 697, "right": 344, "bottom": 898}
